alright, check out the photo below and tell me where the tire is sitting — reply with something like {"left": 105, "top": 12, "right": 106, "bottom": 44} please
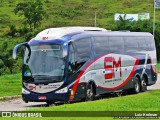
{"left": 46, "top": 101, "right": 55, "bottom": 105}
{"left": 132, "top": 77, "right": 140, "bottom": 94}
{"left": 85, "top": 83, "right": 95, "bottom": 101}
{"left": 141, "top": 76, "right": 147, "bottom": 92}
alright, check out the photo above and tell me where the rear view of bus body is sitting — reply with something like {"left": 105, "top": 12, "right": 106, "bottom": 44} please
{"left": 13, "top": 27, "right": 157, "bottom": 103}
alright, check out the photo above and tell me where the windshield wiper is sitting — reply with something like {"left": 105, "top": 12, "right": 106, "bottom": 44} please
{"left": 33, "top": 75, "right": 46, "bottom": 76}
{"left": 33, "top": 75, "right": 63, "bottom": 81}
{"left": 33, "top": 75, "right": 53, "bottom": 77}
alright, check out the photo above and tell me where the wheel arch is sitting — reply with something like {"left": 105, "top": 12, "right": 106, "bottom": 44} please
{"left": 142, "top": 73, "right": 148, "bottom": 86}
{"left": 88, "top": 80, "right": 97, "bottom": 95}
{"left": 132, "top": 73, "right": 141, "bottom": 94}
{"left": 135, "top": 73, "right": 141, "bottom": 82}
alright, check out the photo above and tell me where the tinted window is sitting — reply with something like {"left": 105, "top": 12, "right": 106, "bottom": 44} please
{"left": 145, "top": 37, "right": 155, "bottom": 50}
{"left": 93, "top": 37, "right": 109, "bottom": 55}
{"left": 108, "top": 37, "right": 124, "bottom": 53}
{"left": 74, "top": 38, "right": 91, "bottom": 63}
{"left": 125, "top": 37, "right": 147, "bottom": 52}
{"left": 136, "top": 37, "right": 147, "bottom": 51}
{"left": 68, "top": 44, "right": 76, "bottom": 76}
{"left": 125, "top": 37, "right": 139, "bottom": 52}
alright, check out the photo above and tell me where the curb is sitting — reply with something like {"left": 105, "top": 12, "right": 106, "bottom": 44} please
{"left": 0, "top": 95, "right": 21, "bottom": 101}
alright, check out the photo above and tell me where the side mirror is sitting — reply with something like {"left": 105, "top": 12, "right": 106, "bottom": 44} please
{"left": 12, "top": 42, "right": 31, "bottom": 59}
{"left": 63, "top": 43, "right": 68, "bottom": 58}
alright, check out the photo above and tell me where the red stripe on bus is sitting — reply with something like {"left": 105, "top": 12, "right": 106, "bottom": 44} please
{"left": 69, "top": 54, "right": 106, "bottom": 101}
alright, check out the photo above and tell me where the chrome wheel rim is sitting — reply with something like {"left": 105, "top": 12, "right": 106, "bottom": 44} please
{"left": 87, "top": 89, "right": 93, "bottom": 98}
{"left": 142, "top": 79, "right": 146, "bottom": 87}
{"left": 135, "top": 81, "right": 139, "bottom": 92}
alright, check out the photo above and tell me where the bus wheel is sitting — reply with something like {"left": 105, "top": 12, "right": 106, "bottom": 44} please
{"left": 141, "top": 76, "right": 147, "bottom": 92}
{"left": 46, "top": 101, "right": 55, "bottom": 105}
{"left": 132, "top": 77, "right": 140, "bottom": 94}
{"left": 86, "top": 83, "right": 95, "bottom": 101}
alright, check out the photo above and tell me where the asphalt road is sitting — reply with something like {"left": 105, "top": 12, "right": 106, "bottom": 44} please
{"left": 147, "top": 74, "right": 160, "bottom": 90}
{"left": 0, "top": 74, "right": 159, "bottom": 111}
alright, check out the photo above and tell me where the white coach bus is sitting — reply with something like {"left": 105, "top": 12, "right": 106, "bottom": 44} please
{"left": 12, "top": 27, "right": 157, "bottom": 103}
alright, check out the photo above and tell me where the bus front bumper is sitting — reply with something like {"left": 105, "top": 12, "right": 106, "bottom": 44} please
{"left": 22, "top": 89, "right": 69, "bottom": 103}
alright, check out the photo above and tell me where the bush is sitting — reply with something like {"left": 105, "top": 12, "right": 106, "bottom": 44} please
{"left": 24, "top": 32, "right": 33, "bottom": 41}
{"left": 18, "top": 26, "right": 30, "bottom": 36}
{"left": 4, "top": 67, "right": 11, "bottom": 74}
{"left": 0, "top": 59, "right": 4, "bottom": 68}
{"left": 0, "top": 14, "right": 10, "bottom": 24}
{"left": 7, "top": 24, "right": 17, "bottom": 37}
{"left": 0, "top": 68, "right": 5, "bottom": 75}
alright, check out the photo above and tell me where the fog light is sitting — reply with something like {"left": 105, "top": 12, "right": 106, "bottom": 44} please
{"left": 22, "top": 88, "right": 30, "bottom": 94}
{"left": 55, "top": 87, "right": 68, "bottom": 93}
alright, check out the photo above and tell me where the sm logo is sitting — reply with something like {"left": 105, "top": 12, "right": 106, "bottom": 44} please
{"left": 29, "top": 86, "right": 36, "bottom": 90}
{"left": 104, "top": 57, "right": 122, "bottom": 79}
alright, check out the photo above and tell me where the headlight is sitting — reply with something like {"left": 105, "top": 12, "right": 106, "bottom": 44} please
{"left": 22, "top": 88, "right": 30, "bottom": 94}
{"left": 55, "top": 87, "right": 68, "bottom": 93}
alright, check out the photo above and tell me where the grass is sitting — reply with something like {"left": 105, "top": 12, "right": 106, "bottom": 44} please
{"left": 15, "top": 90, "right": 158, "bottom": 120}
{"left": 158, "top": 62, "right": 160, "bottom": 73}
{"left": 32, "top": 90, "right": 160, "bottom": 111}
{"left": 0, "top": 74, "right": 21, "bottom": 97}
{"left": 1, "top": 90, "right": 159, "bottom": 120}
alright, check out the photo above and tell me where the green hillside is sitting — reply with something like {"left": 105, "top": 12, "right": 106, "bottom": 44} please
{"left": 0, "top": 0, "right": 159, "bottom": 34}
{"left": 0, "top": 0, "right": 160, "bottom": 75}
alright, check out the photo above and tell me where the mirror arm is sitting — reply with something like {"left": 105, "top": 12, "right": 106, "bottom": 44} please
{"left": 63, "top": 43, "right": 68, "bottom": 58}
{"left": 12, "top": 42, "right": 31, "bottom": 59}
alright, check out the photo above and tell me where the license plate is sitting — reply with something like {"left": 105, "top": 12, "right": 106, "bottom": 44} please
{"left": 38, "top": 96, "right": 46, "bottom": 100}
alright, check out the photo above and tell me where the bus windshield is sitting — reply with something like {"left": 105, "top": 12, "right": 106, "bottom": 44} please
{"left": 23, "top": 45, "right": 65, "bottom": 82}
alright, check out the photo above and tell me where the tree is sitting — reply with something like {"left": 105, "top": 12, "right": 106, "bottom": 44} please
{"left": 8, "top": 24, "right": 16, "bottom": 37}
{"left": 14, "top": 0, "right": 47, "bottom": 31}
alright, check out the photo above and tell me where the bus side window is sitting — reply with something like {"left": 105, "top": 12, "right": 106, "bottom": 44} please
{"left": 74, "top": 38, "right": 91, "bottom": 69}
{"left": 145, "top": 37, "right": 155, "bottom": 51}
{"left": 93, "top": 37, "right": 110, "bottom": 56}
{"left": 68, "top": 44, "right": 76, "bottom": 75}
{"left": 108, "top": 37, "right": 124, "bottom": 53}
{"left": 137, "top": 37, "right": 147, "bottom": 51}
{"left": 124, "top": 37, "right": 139, "bottom": 52}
